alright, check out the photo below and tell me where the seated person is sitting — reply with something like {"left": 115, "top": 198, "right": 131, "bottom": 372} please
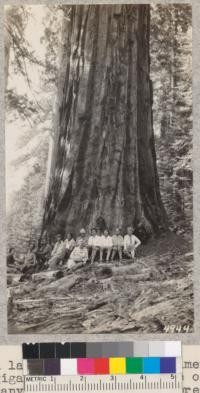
{"left": 35, "top": 239, "right": 52, "bottom": 272}
{"left": 7, "top": 247, "right": 20, "bottom": 273}
{"left": 99, "top": 229, "right": 112, "bottom": 262}
{"left": 89, "top": 227, "right": 103, "bottom": 263}
{"left": 21, "top": 243, "right": 37, "bottom": 275}
{"left": 95, "top": 227, "right": 103, "bottom": 244}
{"left": 67, "top": 240, "right": 88, "bottom": 269}
{"left": 124, "top": 226, "right": 141, "bottom": 260}
{"left": 62, "top": 232, "right": 76, "bottom": 263}
{"left": 111, "top": 227, "right": 124, "bottom": 261}
{"left": 7, "top": 247, "right": 15, "bottom": 267}
{"left": 88, "top": 228, "right": 97, "bottom": 262}
{"left": 76, "top": 228, "right": 88, "bottom": 248}
{"left": 47, "top": 234, "right": 65, "bottom": 270}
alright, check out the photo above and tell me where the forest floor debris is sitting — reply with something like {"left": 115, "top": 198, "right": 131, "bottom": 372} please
{"left": 7, "top": 233, "right": 194, "bottom": 334}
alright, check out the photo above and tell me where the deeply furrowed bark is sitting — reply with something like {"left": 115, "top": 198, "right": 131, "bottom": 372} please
{"left": 43, "top": 5, "right": 168, "bottom": 236}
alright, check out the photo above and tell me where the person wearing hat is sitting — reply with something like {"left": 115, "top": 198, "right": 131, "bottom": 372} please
{"left": 76, "top": 228, "right": 88, "bottom": 248}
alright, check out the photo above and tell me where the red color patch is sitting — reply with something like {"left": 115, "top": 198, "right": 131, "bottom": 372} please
{"left": 94, "top": 358, "right": 109, "bottom": 374}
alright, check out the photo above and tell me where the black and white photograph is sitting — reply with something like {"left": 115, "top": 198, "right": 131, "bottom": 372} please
{"left": 5, "top": 4, "right": 193, "bottom": 334}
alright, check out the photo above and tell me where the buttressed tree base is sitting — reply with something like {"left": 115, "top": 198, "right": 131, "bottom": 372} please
{"left": 43, "top": 5, "right": 168, "bottom": 237}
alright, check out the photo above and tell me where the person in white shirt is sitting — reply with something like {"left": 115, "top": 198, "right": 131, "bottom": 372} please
{"left": 88, "top": 228, "right": 103, "bottom": 264}
{"left": 67, "top": 240, "right": 88, "bottom": 269}
{"left": 88, "top": 228, "right": 97, "bottom": 248}
{"left": 47, "top": 234, "right": 65, "bottom": 270}
{"left": 62, "top": 233, "right": 76, "bottom": 265}
{"left": 95, "top": 230, "right": 104, "bottom": 248}
{"left": 124, "top": 226, "right": 141, "bottom": 260}
{"left": 99, "top": 229, "right": 113, "bottom": 262}
{"left": 111, "top": 227, "right": 124, "bottom": 261}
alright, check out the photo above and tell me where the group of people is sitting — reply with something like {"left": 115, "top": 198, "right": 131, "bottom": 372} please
{"left": 48, "top": 226, "right": 141, "bottom": 270}
{"left": 7, "top": 226, "right": 141, "bottom": 275}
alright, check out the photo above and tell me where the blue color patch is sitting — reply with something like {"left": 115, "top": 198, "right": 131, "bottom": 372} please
{"left": 160, "top": 357, "right": 176, "bottom": 374}
{"left": 143, "top": 357, "right": 160, "bottom": 374}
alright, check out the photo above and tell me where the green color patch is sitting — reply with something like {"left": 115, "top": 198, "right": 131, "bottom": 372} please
{"left": 126, "top": 357, "right": 143, "bottom": 374}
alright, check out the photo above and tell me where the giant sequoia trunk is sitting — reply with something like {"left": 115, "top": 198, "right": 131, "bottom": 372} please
{"left": 43, "top": 5, "right": 168, "bottom": 236}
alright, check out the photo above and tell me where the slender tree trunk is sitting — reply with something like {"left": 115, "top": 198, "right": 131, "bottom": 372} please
{"left": 43, "top": 5, "right": 168, "bottom": 236}
{"left": 4, "top": 8, "right": 11, "bottom": 88}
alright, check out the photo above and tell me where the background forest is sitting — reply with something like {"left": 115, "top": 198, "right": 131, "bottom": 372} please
{"left": 5, "top": 5, "right": 192, "bottom": 254}
{"left": 6, "top": 4, "right": 193, "bottom": 334}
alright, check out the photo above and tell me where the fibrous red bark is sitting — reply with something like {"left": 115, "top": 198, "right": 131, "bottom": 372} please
{"left": 43, "top": 4, "right": 168, "bottom": 236}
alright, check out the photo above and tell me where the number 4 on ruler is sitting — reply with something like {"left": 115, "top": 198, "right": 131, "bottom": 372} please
{"left": 24, "top": 374, "right": 182, "bottom": 392}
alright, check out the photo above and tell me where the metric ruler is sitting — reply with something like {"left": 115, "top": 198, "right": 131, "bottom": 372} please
{"left": 23, "top": 341, "right": 182, "bottom": 393}
{"left": 24, "top": 374, "right": 182, "bottom": 392}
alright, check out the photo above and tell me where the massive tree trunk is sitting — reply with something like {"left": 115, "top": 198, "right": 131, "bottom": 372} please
{"left": 43, "top": 4, "right": 168, "bottom": 237}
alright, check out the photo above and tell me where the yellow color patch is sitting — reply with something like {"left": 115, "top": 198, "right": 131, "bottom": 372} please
{"left": 109, "top": 358, "right": 126, "bottom": 374}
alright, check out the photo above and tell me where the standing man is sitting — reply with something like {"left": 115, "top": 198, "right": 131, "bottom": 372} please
{"left": 124, "top": 226, "right": 141, "bottom": 260}
{"left": 111, "top": 227, "right": 124, "bottom": 262}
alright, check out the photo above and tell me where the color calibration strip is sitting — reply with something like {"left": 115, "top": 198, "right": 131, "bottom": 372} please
{"left": 23, "top": 356, "right": 180, "bottom": 376}
{"left": 22, "top": 341, "right": 181, "bottom": 359}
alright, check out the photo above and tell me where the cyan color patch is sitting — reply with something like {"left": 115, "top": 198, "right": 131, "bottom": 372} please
{"left": 143, "top": 357, "right": 160, "bottom": 374}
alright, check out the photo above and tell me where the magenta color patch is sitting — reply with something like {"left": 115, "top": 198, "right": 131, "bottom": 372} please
{"left": 77, "top": 358, "right": 95, "bottom": 374}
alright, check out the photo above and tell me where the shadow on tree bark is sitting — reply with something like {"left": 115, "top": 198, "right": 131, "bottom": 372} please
{"left": 42, "top": 4, "right": 168, "bottom": 237}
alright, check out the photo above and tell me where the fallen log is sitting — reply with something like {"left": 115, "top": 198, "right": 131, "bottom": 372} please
{"left": 88, "top": 300, "right": 108, "bottom": 312}
{"left": 112, "top": 265, "right": 149, "bottom": 276}
{"left": 36, "top": 275, "right": 81, "bottom": 295}
{"left": 113, "top": 272, "right": 151, "bottom": 282}
{"left": 32, "top": 270, "right": 60, "bottom": 282}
